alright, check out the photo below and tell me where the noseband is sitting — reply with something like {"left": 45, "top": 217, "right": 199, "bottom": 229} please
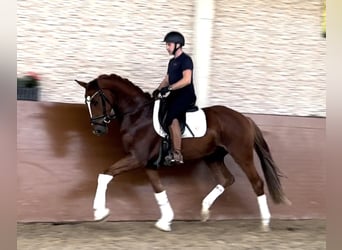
{"left": 86, "top": 89, "right": 116, "bottom": 126}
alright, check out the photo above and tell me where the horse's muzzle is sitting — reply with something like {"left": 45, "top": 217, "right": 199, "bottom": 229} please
{"left": 92, "top": 124, "right": 108, "bottom": 136}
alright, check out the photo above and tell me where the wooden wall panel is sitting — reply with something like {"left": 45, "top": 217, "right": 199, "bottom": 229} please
{"left": 17, "top": 101, "right": 325, "bottom": 222}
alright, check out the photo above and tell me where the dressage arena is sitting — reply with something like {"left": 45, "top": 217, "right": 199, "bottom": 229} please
{"left": 17, "top": 101, "right": 326, "bottom": 249}
{"left": 16, "top": 0, "right": 326, "bottom": 247}
{"left": 17, "top": 220, "right": 325, "bottom": 249}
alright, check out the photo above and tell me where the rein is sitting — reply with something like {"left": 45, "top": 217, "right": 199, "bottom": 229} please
{"left": 87, "top": 88, "right": 155, "bottom": 125}
{"left": 119, "top": 99, "right": 155, "bottom": 117}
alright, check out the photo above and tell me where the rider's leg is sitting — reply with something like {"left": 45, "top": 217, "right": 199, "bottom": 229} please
{"left": 168, "top": 118, "right": 183, "bottom": 164}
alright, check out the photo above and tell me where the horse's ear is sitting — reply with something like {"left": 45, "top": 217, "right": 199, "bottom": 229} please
{"left": 75, "top": 79, "right": 87, "bottom": 88}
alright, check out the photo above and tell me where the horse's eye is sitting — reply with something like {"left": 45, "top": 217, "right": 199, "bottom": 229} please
{"left": 91, "top": 99, "right": 98, "bottom": 106}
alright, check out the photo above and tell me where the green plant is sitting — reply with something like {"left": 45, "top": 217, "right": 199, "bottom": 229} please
{"left": 17, "top": 72, "right": 40, "bottom": 88}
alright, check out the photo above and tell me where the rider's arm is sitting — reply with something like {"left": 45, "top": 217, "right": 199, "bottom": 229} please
{"left": 168, "top": 69, "right": 191, "bottom": 90}
{"left": 157, "top": 75, "right": 169, "bottom": 90}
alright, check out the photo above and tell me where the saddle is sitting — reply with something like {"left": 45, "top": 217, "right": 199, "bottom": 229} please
{"left": 158, "top": 98, "right": 198, "bottom": 135}
{"left": 150, "top": 99, "right": 207, "bottom": 168}
{"left": 152, "top": 99, "right": 206, "bottom": 139}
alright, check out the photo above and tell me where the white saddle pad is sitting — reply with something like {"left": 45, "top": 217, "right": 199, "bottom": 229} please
{"left": 153, "top": 99, "right": 207, "bottom": 138}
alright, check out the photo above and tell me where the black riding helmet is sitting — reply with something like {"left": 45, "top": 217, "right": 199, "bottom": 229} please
{"left": 163, "top": 31, "right": 185, "bottom": 55}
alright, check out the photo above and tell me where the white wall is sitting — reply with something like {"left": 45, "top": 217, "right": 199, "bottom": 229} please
{"left": 17, "top": 0, "right": 325, "bottom": 116}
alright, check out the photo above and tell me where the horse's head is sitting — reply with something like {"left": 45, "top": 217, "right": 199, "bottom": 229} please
{"left": 75, "top": 79, "right": 116, "bottom": 136}
{"left": 76, "top": 74, "right": 153, "bottom": 135}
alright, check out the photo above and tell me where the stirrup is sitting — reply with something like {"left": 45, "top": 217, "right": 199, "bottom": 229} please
{"left": 170, "top": 151, "right": 184, "bottom": 164}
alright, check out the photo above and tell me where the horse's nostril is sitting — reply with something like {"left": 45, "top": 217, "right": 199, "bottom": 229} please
{"left": 91, "top": 124, "right": 108, "bottom": 136}
{"left": 93, "top": 130, "right": 100, "bottom": 135}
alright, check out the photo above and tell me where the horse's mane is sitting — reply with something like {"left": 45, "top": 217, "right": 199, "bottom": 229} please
{"left": 93, "top": 74, "right": 152, "bottom": 100}
{"left": 98, "top": 74, "right": 141, "bottom": 92}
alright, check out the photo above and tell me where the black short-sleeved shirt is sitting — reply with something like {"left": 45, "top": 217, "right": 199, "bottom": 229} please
{"left": 167, "top": 52, "right": 196, "bottom": 101}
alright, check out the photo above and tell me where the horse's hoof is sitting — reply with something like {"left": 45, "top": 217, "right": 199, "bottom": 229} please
{"left": 261, "top": 224, "right": 270, "bottom": 232}
{"left": 155, "top": 220, "right": 172, "bottom": 232}
{"left": 94, "top": 208, "right": 110, "bottom": 221}
{"left": 261, "top": 219, "right": 271, "bottom": 232}
{"left": 201, "top": 209, "right": 210, "bottom": 222}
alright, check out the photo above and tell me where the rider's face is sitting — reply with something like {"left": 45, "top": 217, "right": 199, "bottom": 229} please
{"left": 166, "top": 42, "right": 176, "bottom": 55}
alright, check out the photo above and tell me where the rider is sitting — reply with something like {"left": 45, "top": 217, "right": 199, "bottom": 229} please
{"left": 153, "top": 31, "right": 197, "bottom": 164}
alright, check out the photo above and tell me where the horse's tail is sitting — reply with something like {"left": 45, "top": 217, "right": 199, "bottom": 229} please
{"left": 250, "top": 118, "right": 291, "bottom": 205}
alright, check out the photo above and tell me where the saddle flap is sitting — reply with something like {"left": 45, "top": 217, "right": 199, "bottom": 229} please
{"left": 153, "top": 99, "right": 207, "bottom": 138}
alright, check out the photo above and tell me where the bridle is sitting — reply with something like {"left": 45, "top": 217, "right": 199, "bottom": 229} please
{"left": 86, "top": 89, "right": 116, "bottom": 126}
{"left": 86, "top": 88, "right": 155, "bottom": 127}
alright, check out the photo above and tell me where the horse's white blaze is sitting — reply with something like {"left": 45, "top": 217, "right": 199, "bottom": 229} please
{"left": 93, "top": 174, "right": 113, "bottom": 220}
{"left": 201, "top": 184, "right": 225, "bottom": 221}
{"left": 257, "top": 194, "right": 271, "bottom": 230}
{"left": 86, "top": 96, "right": 93, "bottom": 117}
{"left": 154, "top": 190, "right": 174, "bottom": 231}
{"left": 86, "top": 91, "right": 101, "bottom": 118}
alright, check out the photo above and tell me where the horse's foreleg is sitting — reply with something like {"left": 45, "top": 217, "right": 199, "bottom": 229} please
{"left": 93, "top": 174, "right": 113, "bottom": 221}
{"left": 93, "top": 155, "right": 141, "bottom": 221}
{"left": 145, "top": 168, "right": 174, "bottom": 232}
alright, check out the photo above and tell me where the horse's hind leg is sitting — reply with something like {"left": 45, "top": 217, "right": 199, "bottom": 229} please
{"left": 202, "top": 147, "right": 235, "bottom": 222}
{"left": 145, "top": 168, "right": 174, "bottom": 232}
{"left": 230, "top": 145, "right": 271, "bottom": 231}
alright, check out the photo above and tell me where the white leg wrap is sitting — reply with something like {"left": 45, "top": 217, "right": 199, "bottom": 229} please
{"left": 201, "top": 184, "right": 225, "bottom": 222}
{"left": 93, "top": 174, "right": 113, "bottom": 210}
{"left": 202, "top": 184, "right": 225, "bottom": 210}
{"left": 257, "top": 194, "right": 271, "bottom": 228}
{"left": 154, "top": 190, "right": 174, "bottom": 231}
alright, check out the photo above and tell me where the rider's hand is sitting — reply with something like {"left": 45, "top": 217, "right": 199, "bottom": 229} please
{"left": 160, "top": 86, "right": 171, "bottom": 96}
{"left": 152, "top": 88, "right": 160, "bottom": 98}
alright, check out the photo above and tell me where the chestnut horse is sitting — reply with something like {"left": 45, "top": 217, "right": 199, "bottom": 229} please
{"left": 76, "top": 74, "right": 290, "bottom": 232}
